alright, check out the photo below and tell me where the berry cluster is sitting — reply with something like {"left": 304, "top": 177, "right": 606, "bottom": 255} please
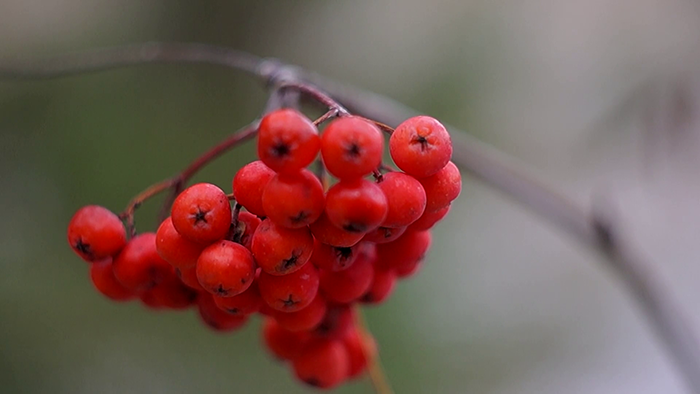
{"left": 67, "top": 109, "right": 461, "bottom": 390}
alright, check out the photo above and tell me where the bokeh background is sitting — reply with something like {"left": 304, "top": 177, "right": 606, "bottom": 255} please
{"left": 3, "top": 1, "right": 700, "bottom": 393}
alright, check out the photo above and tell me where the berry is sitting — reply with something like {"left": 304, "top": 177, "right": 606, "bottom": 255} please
{"left": 262, "top": 169, "right": 325, "bottom": 228}
{"left": 320, "top": 116, "right": 384, "bottom": 179}
{"left": 140, "top": 271, "right": 197, "bottom": 310}
{"left": 273, "top": 293, "right": 327, "bottom": 332}
{"left": 175, "top": 266, "right": 205, "bottom": 292}
{"left": 196, "top": 240, "right": 256, "bottom": 297}
{"left": 310, "top": 239, "right": 360, "bottom": 272}
{"left": 309, "top": 211, "right": 364, "bottom": 247}
{"left": 320, "top": 246, "right": 375, "bottom": 304}
{"left": 343, "top": 329, "right": 377, "bottom": 379}
{"left": 67, "top": 205, "right": 126, "bottom": 262}
{"left": 376, "top": 230, "right": 432, "bottom": 272}
{"left": 197, "top": 292, "right": 249, "bottom": 332}
{"left": 325, "top": 179, "right": 388, "bottom": 233}
{"left": 258, "top": 262, "right": 319, "bottom": 312}
{"left": 390, "top": 116, "right": 452, "bottom": 178}
{"left": 251, "top": 219, "right": 314, "bottom": 275}
{"left": 408, "top": 205, "right": 450, "bottom": 231}
{"left": 314, "top": 304, "right": 355, "bottom": 339}
{"left": 262, "top": 317, "right": 311, "bottom": 360}
{"left": 362, "top": 225, "right": 406, "bottom": 244}
{"left": 112, "top": 233, "right": 172, "bottom": 292}
{"left": 293, "top": 339, "right": 349, "bottom": 389}
{"left": 361, "top": 266, "right": 396, "bottom": 304}
{"left": 419, "top": 161, "right": 462, "bottom": 212}
{"left": 376, "top": 171, "right": 426, "bottom": 227}
{"left": 213, "top": 280, "right": 263, "bottom": 316}
{"left": 89, "top": 258, "right": 134, "bottom": 301}
{"left": 257, "top": 108, "right": 320, "bottom": 174}
{"left": 171, "top": 183, "right": 231, "bottom": 244}
{"left": 232, "top": 160, "right": 275, "bottom": 216}
{"left": 231, "top": 211, "right": 261, "bottom": 250}
{"left": 155, "top": 217, "right": 204, "bottom": 270}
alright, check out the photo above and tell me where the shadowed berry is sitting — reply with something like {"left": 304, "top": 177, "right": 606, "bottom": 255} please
{"left": 68, "top": 205, "right": 126, "bottom": 262}
{"left": 196, "top": 240, "right": 255, "bottom": 297}
{"left": 293, "top": 339, "right": 349, "bottom": 389}
{"left": 262, "top": 169, "right": 325, "bottom": 228}
{"left": 258, "top": 262, "right": 319, "bottom": 312}
{"left": 89, "top": 258, "right": 134, "bottom": 301}
{"left": 171, "top": 183, "right": 232, "bottom": 244}
{"left": 112, "top": 232, "right": 173, "bottom": 292}
{"left": 155, "top": 217, "right": 205, "bottom": 270}
{"left": 325, "top": 178, "right": 388, "bottom": 234}
{"left": 232, "top": 160, "right": 276, "bottom": 216}
{"left": 251, "top": 219, "right": 314, "bottom": 275}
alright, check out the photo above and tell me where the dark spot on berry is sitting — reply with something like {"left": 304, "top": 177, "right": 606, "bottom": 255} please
{"left": 381, "top": 227, "right": 393, "bottom": 238}
{"left": 74, "top": 238, "right": 93, "bottom": 258}
{"left": 290, "top": 211, "right": 310, "bottom": 225}
{"left": 192, "top": 207, "right": 209, "bottom": 224}
{"left": 346, "top": 142, "right": 361, "bottom": 157}
{"left": 361, "top": 293, "right": 374, "bottom": 303}
{"left": 186, "top": 290, "right": 198, "bottom": 303}
{"left": 412, "top": 135, "right": 430, "bottom": 151}
{"left": 281, "top": 294, "right": 299, "bottom": 309}
{"left": 304, "top": 378, "right": 321, "bottom": 387}
{"left": 334, "top": 247, "right": 354, "bottom": 265}
{"left": 281, "top": 251, "right": 301, "bottom": 270}
{"left": 215, "top": 284, "right": 230, "bottom": 296}
{"left": 226, "top": 307, "right": 240, "bottom": 315}
{"left": 240, "top": 278, "right": 247, "bottom": 285}
{"left": 343, "top": 222, "right": 366, "bottom": 233}
{"left": 272, "top": 142, "right": 290, "bottom": 157}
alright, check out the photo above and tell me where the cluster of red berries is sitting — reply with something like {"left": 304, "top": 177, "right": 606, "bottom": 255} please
{"left": 66, "top": 109, "right": 461, "bottom": 389}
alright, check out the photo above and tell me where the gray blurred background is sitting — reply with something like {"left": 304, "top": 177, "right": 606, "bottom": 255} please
{"left": 2, "top": 1, "right": 700, "bottom": 393}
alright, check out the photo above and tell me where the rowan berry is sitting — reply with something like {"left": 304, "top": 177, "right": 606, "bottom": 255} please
{"left": 258, "top": 262, "right": 319, "bottom": 312}
{"left": 313, "top": 304, "right": 355, "bottom": 340}
{"left": 112, "top": 232, "right": 172, "bottom": 292}
{"left": 140, "top": 271, "right": 197, "bottom": 310}
{"left": 262, "top": 317, "right": 311, "bottom": 360}
{"left": 155, "top": 217, "right": 204, "bottom": 270}
{"left": 343, "top": 328, "right": 377, "bottom": 379}
{"left": 196, "top": 240, "right": 255, "bottom": 297}
{"left": 377, "top": 171, "right": 426, "bottom": 227}
{"left": 407, "top": 205, "right": 451, "bottom": 231}
{"left": 419, "top": 161, "right": 462, "bottom": 212}
{"left": 309, "top": 211, "right": 364, "bottom": 247}
{"left": 89, "top": 258, "right": 134, "bottom": 301}
{"left": 231, "top": 211, "right": 261, "bottom": 250}
{"left": 251, "top": 219, "right": 314, "bottom": 275}
{"left": 320, "top": 245, "right": 375, "bottom": 304}
{"left": 273, "top": 293, "right": 327, "bottom": 332}
{"left": 395, "top": 258, "right": 422, "bottom": 278}
{"left": 67, "top": 205, "right": 126, "bottom": 262}
{"left": 325, "top": 178, "right": 388, "bottom": 233}
{"left": 293, "top": 339, "right": 349, "bottom": 389}
{"left": 362, "top": 225, "right": 407, "bottom": 244}
{"left": 232, "top": 160, "right": 275, "bottom": 216}
{"left": 310, "top": 238, "right": 359, "bottom": 272}
{"left": 376, "top": 230, "right": 432, "bottom": 272}
{"left": 361, "top": 266, "right": 396, "bottom": 305}
{"left": 390, "top": 115, "right": 452, "bottom": 178}
{"left": 213, "top": 280, "right": 263, "bottom": 316}
{"left": 171, "top": 183, "right": 231, "bottom": 244}
{"left": 320, "top": 116, "right": 384, "bottom": 180}
{"left": 175, "top": 266, "right": 205, "bottom": 292}
{"left": 261, "top": 169, "right": 324, "bottom": 228}
{"left": 197, "top": 292, "right": 249, "bottom": 332}
{"left": 257, "top": 108, "right": 320, "bottom": 174}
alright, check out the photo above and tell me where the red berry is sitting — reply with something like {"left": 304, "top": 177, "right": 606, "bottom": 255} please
{"left": 390, "top": 116, "right": 452, "bottom": 178}
{"left": 175, "top": 266, "right": 205, "bottom": 292}
{"left": 197, "top": 292, "right": 249, "bottom": 332}
{"left": 262, "top": 317, "right": 311, "bottom": 360}
{"left": 112, "top": 233, "right": 172, "bottom": 292}
{"left": 258, "top": 262, "right": 319, "bottom": 312}
{"left": 257, "top": 108, "right": 320, "bottom": 174}
{"left": 155, "top": 217, "right": 204, "bottom": 270}
{"left": 262, "top": 169, "right": 325, "bottom": 228}
{"left": 320, "top": 246, "right": 375, "bottom": 304}
{"left": 67, "top": 205, "right": 126, "bottom": 262}
{"left": 313, "top": 304, "right": 355, "bottom": 339}
{"left": 361, "top": 266, "right": 396, "bottom": 304}
{"left": 419, "top": 161, "right": 462, "bottom": 212}
{"left": 89, "top": 258, "right": 134, "bottom": 301}
{"left": 325, "top": 178, "right": 388, "bottom": 233}
{"left": 309, "top": 211, "right": 364, "bottom": 247}
{"left": 231, "top": 211, "right": 261, "bottom": 250}
{"left": 310, "top": 238, "right": 360, "bottom": 272}
{"left": 377, "top": 171, "right": 426, "bottom": 227}
{"left": 196, "top": 240, "right": 255, "bottom": 297}
{"left": 293, "top": 339, "right": 349, "bottom": 389}
{"left": 395, "top": 258, "right": 422, "bottom": 278}
{"left": 232, "top": 160, "right": 275, "bottom": 216}
{"left": 320, "top": 116, "right": 384, "bottom": 179}
{"left": 273, "top": 293, "right": 327, "bottom": 332}
{"left": 408, "top": 205, "right": 450, "bottom": 231}
{"left": 362, "top": 225, "right": 407, "bottom": 244}
{"left": 251, "top": 219, "right": 314, "bottom": 275}
{"left": 140, "top": 271, "right": 197, "bottom": 310}
{"left": 343, "top": 329, "right": 377, "bottom": 379}
{"left": 213, "top": 280, "right": 263, "bottom": 316}
{"left": 171, "top": 183, "right": 232, "bottom": 244}
{"left": 376, "top": 230, "right": 432, "bottom": 272}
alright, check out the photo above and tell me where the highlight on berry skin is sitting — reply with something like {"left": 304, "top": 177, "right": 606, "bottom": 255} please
{"left": 66, "top": 108, "right": 460, "bottom": 390}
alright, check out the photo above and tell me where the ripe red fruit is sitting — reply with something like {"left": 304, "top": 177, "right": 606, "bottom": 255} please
{"left": 390, "top": 116, "right": 452, "bottom": 178}
{"left": 67, "top": 205, "right": 126, "bottom": 262}
{"left": 258, "top": 262, "right": 320, "bottom": 312}
{"left": 232, "top": 160, "right": 275, "bottom": 216}
{"left": 362, "top": 225, "right": 407, "bottom": 244}
{"left": 320, "top": 116, "right": 384, "bottom": 179}
{"left": 257, "top": 108, "right": 320, "bottom": 174}
{"left": 197, "top": 292, "right": 249, "bottom": 332}
{"left": 293, "top": 339, "right": 349, "bottom": 389}
{"left": 213, "top": 280, "right": 263, "bottom": 316}
{"left": 408, "top": 205, "right": 450, "bottom": 231}
{"left": 89, "top": 258, "right": 134, "bottom": 301}
{"left": 112, "top": 233, "right": 173, "bottom": 292}
{"left": 325, "top": 178, "right": 388, "bottom": 233}
{"left": 419, "top": 161, "right": 462, "bottom": 212}
{"left": 376, "top": 230, "right": 432, "bottom": 272}
{"left": 155, "top": 217, "right": 204, "bottom": 270}
{"left": 314, "top": 304, "right": 355, "bottom": 339}
{"left": 343, "top": 329, "right": 377, "bottom": 379}
{"left": 196, "top": 240, "right": 256, "bottom": 297}
{"left": 171, "top": 183, "right": 232, "bottom": 244}
{"left": 251, "top": 219, "right": 314, "bottom": 275}
{"left": 175, "top": 266, "right": 205, "bottom": 292}
{"left": 361, "top": 266, "right": 396, "bottom": 304}
{"left": 140, "top": 271, "right": 197, "bottom": 310}
{"left": 231, "top": 211, "right": 261, "bottom": 249}
{"left": 320, "top": 246, "right": 375, "bottom": 304}
{"left": 376, "top": 171, "right": 426, "bottom": 227}
{"left": 310, "top": 239, "right": 359, "bottom": 272}
{"left": 273, "top": 293, "right": 327, "bottom": 332}
{"left": 262, "top": 317, "right": 311, "bottom": 360}
{"left": 261, "top": 169, "right": 325, "bottom": 228}
{"left": 309, "top": 211, "right": 364, "bottom": 247}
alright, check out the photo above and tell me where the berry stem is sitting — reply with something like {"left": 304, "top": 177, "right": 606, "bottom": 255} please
{"left": 355, "top": 308, "right": 394, "bottom": 394}
{"left": 313, "top": 108, "right": 340, "bottom": 126}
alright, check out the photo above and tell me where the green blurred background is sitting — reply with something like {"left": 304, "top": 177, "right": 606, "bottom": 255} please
{"left": 3, "top": 1, "right": 700, "bottom": 393}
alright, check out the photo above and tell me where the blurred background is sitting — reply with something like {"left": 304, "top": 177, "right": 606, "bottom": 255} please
{"left": 2, "top": 1, "right": 700, "bottom": 393}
